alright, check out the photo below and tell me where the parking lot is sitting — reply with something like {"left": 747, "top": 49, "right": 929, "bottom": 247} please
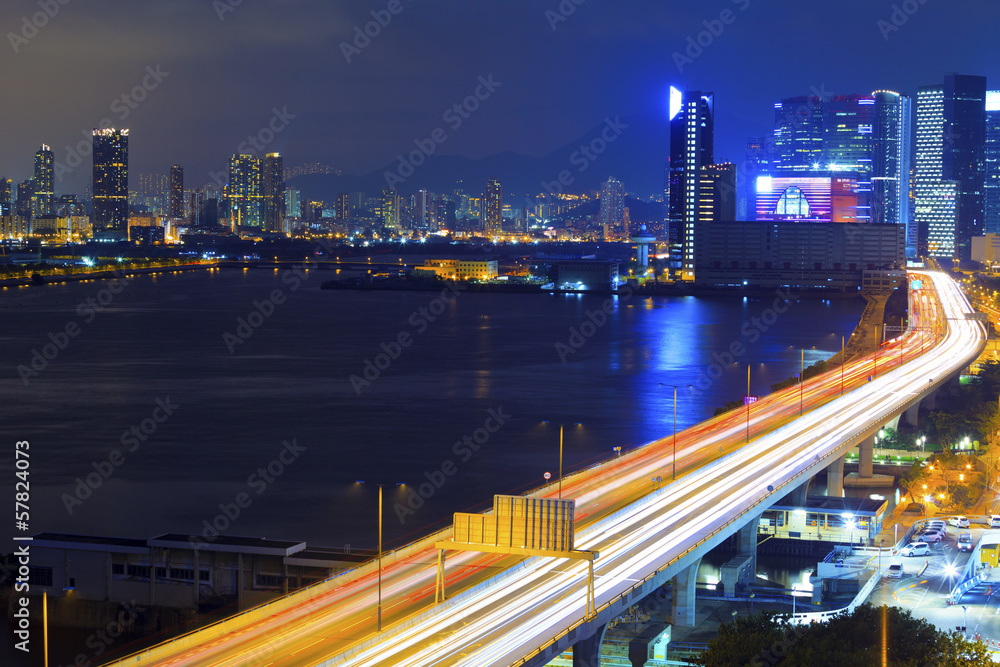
{"left": 870, "top": 518, "right": 1000, "bottom": 645}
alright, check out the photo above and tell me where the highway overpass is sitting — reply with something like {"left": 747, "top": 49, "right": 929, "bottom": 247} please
{"left": 106, "top": 270, "right": 985, "bottom": 667}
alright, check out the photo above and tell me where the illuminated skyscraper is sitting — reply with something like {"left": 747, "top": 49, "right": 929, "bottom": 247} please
{"left": 668, "top": 87, "right": 714, "bottom": 278}
{"left": 915, "top": 74, "right": 987, "bottom": 259}
{"left": 92, "top": 128, "right": 129, "bottom": 239}
{"left": 228, "top": 154, "right": 263, "bottom": 228}
{"left": 698, "top": 163, "right": 737, "bottom": 223}
{"left": 985, "top": 91, "right": 1000, "bottom": 234}
{"left": 484, "top": 178, "right": 502, "bottom": 236}
{"left": 263, "top": 153, "right": 285, "bottom": 233}
{"left": 32, "top": 144, "right": 54, "bottom": 217}
{"left": 336, "top": 192, "right": 350, "bottom": 220}
{"left": 0, "top": 178, "right": 11, "bottom": 216}
{"left": 772, "top": 96, "right": 824, "bottom": 172}
{"left": 379, "top": 187, "right": 399, "bottom": 230}
{"left": 169, "top": 165, "right": 184, "bottom": 219}
{"left": 739, "top": 137, "right": 769, "bottom": 220}
{"left": 872, "top": 91, "right": 912, "bottom": 252}
{"left": 285, "top": 187, "right": 301, "bottom": 219}
{"left": 599, "top": 177, "right": 625, "bottom": 232}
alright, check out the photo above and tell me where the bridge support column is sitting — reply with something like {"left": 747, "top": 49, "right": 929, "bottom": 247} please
{"left": 885, "top": 414, "right": 901, "bottom": 432}
{"left": 858, "top": 435, "right": 874, "bottom": 478}
{"left": 923, "top": 389, "right": 936, "bottom": 411}
{"left": 572, "top": 623, "right": 607, "bottom": 667}
{"left": 671, "top": 557, "right": 703, "bottom": 628}
{"left": 826, "top": 455, "right": 845, "bottom": 497}
{"left": 787, "top": 479, "right": 811, "bottom": 506}
{"left": 904, "top": 402, "right": 920, "bottom": 427}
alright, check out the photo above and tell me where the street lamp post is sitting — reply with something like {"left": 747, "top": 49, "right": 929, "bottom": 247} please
{"left": 841, "top": 334, "right": 845, "bottom": 396}
{"left": 800, "top": 348, "right": 805, "bottom": 416}
{"left": 747, "top": 364, "right": 751, "bottom": 443}
{"left": 660, "top": 383, "right": 693, "bottom": 480}
{"left": 356, "top": 480, "right": 404, "bottom": 632}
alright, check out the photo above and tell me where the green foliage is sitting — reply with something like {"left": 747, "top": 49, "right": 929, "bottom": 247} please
{"left": 698, "top": 605, "right": 992, "bottom": 667}
{"left": 897, "top": 463, "right": 929, "bottom": 505}
{"left": 769, "top": 359, "right": 830, "bottom": 393}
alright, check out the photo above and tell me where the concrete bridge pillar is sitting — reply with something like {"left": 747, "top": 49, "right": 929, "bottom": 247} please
{"left": 826, "top": 455, "right": 845, "bottom": 497}
{"left": 671, "top": 556, "right": 703, "bottom": 628}
{"left": 858, "top": 435, "right": 874, "bottom": 478}
{"left": 885, "top": 414, "right": 901, "bottom": 432}
{"left": 923, "top": 388, "right": 936, "bottom": 411}
{"left": 572, "top": 623, "right": 607, "bottom": 667}
{"left": 787, "top": 479, "right": 811, "bottom": 506}
{"left": 904, "top": 402, "right": 920, "bottom": 427}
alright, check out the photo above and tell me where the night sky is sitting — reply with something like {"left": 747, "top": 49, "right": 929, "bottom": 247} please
{"left": 2, "top": 0, "right": 999, "bottom": 195}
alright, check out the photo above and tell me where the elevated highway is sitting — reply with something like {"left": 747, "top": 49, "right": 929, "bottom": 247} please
{"left": 107, "top": 270, "right": 985, "bottom": 667}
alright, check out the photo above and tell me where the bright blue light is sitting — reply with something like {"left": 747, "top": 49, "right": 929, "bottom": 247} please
{"left": 669, "top": 87, "right": 682, "bottom": 121}
{"left": 756, "top": 175, "right": 772, "bottom": 194}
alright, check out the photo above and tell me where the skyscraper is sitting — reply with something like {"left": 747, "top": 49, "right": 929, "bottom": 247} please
{"left": 484, "top": 178, "right": 502, "bottom": 236}
{"left": 285, "top": 187, "right": 301, "bottom": 220}
{"left": 380, "top": 187, "right": 399, "bottom": 230}
{"left": 228, "top": 154, "right": 263, "bottom": 228}
{"left": 772, "top": 96, "right": 824, "bottom": 172}
{"left": 599, "top": 177, "right": 625, "bottom": 233}
{"left": 668, "top": 87, "right": 714, "bottom": 278}
{"left": 32, "top": 144, "right": 54, "bottom": 218}
{"left": 698, "top": 163, "right": 737, "bottom": 223}
{"left": 915, "top": 74, "right": 987, "bottom": 259}
{"left": 92, "top": 128, "right": 129, "bottom": 239}
{"left": 872, "top": 91, "right": 912, "bottom": 252}
{"left": 336, "top": 192, "right": 350, "bottom": 220}
{"left": 985, "top": 91, "right": 1000, "bottom": 235}
{"left": 169, "top": 165, "right": 184, "bottom": 219}
{"left": 0, "top": 178, "right": 11, "bottom": 216}
{"left": 263, "top": 153, "right": 285, "bottom": 233}
{"left": 739, "top": 137, "right": 769, "bottom": 220}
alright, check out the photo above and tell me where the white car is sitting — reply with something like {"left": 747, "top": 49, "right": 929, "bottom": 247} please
{"left": 886, "top": 563, "right": 904, "bottom": 578}
{"left": 958, "top": 534, "right": 974, "bottom": 552}
{"left": 948, "top": 516, "right": 970, "bottom": 528}
{"left": 918, "top": 529, "right": 945, "bottom": 543}
{"left": 900, "top": 542, "right": 931, "bottom": 557}
{"left": 991, "top": 515, "right": 1000, "bottom": 528}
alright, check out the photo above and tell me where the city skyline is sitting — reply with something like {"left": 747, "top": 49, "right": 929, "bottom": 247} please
{"left": 2, "top": 1, "right": 1000, "bottom": 196}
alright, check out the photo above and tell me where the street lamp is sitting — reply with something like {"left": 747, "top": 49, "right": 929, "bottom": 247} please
{"left": 659, "top": 383, "right": 693, "bottom": 480}
{"left": 356, "top": 480, "right": 404, "bottom": 632}
{"left": 542, "top": 421, "right": 581, "bottom": 498}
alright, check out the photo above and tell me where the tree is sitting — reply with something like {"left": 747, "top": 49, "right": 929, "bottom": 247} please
{"left": 898, "top": 462, "right": 929, "bottom": 505}
{"left": 698, "top": 605, "right": 991, "bottom": 667}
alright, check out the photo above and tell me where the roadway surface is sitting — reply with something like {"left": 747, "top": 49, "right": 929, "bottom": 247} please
{"left": 106, "top": 271, "right": 985, "bottom": 667}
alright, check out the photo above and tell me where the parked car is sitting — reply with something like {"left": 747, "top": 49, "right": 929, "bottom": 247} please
{"left": 958, "top": 533, "right": 974, "bottom": 552}
{"left": 948, "top": 516, "right": 970, "bottom": 528}
{"left": 918, "top": 529, "right": 945, "bottom": 543}
{"left": 900, "top": 542, "right": 931, "bottom": 557}
{"left": 991, "top": 515, "right": 1000, "bottom": 528}
{"left": 886, "top": 563, "right": 904, "bottom": 578}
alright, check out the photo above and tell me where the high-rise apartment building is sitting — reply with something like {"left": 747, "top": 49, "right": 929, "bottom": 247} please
{"left": 285, "top": 187, "right": 301, "bottom": 220}
{"left": 915, "top": 74, "right": 987, "bottom": 259}
{"left": 0, "top": 178, "right": 11, "bottom": 216}
{"left": 599, "top": 177, "right": 625, "bottom": 233}
{"left": 169, "top": 165, "right": 184, "bottom": 219}
{"left": 379, "top": 188, "right": 399, "bottom": 230}
{"left": 668, "top": 87, "right": 714, "bottom": 278}
{"left": 336, "top": 192, "right": 350, "bottom": 220}
{"left": 228, "top": 154, "right": 263, "bottom": 228}
{"left": 698, "top": 163, "right": 737, "bottom": 224}
{"left": 32, "top": 144, "right": 54, "bottom": 217}
{"left": 484, "top": 178, "right": 502, "bottom": 236}
{"left": 985, "top": 91, "right": 1000, "bottom": 235}
{"left": 263, "top": 153, "right": 285, "bottom": 233}
{"left": 92, "top": 128, "right": 129, "bottom": 239}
